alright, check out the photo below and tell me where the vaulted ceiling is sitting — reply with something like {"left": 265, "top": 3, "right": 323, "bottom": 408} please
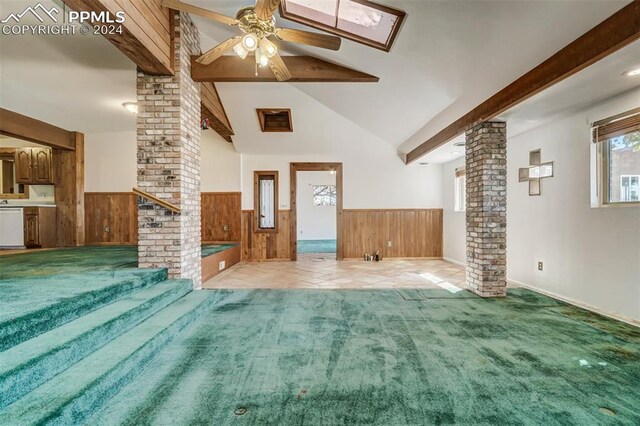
{"left": 1, "top": 0, "right": 637, "bottom": 163}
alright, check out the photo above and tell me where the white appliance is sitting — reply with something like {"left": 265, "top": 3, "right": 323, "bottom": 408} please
{"left": 0, "top": 208, "right": 24, "bottom": 248}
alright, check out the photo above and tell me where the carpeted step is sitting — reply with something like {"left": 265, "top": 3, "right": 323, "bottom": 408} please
{"left": 0, "top": 269, "right": 168, "bottom": 351}
{"left": 0, "top": 279, "right": 192, "bottom": 409}
{"left": 0, "top": 291, "right": 218, "bottom": 426}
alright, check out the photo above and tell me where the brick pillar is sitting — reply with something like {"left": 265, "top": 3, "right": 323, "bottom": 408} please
{"left": 465, "top": 121, "right": 507, "bottom": 297}
{"left": 136, "top": 12, "right": 202, "bottom": 288}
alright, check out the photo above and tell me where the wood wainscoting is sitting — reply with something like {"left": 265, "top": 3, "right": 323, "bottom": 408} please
{"left": 343, "top": 209, "right": 443, "bottom": 259}
{"left": 85, "top": 192, "right": 138, "bottom": 245}
{"left": 85, "top": 191, "right": 242, "bottom": 245}
{"left": 241, "top": 210, "right": 291, "bottom": 261}
{"left": 201, "top": 192, "right": 241, "bottom": 243}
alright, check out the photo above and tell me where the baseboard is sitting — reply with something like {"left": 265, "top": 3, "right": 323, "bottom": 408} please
{"left": 443, "top": 257, "right": 465, "bottom": 267}
{"left": 507, "top": 278, "right": 640, "bottom": 328}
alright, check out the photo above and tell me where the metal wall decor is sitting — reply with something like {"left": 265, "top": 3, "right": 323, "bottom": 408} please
{"left": 519, "top": 149, "right": 554, "bottom": 196}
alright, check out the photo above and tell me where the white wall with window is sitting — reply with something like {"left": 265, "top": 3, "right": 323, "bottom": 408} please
{"left": 442, "top": 157, "right": 466, "bottom": 265}
{"left": 591, "top": 111, "right": 640, "bottom": 206}
{"left": 296, "top": 171, "right": 337, "bottom": 241}
{"left": 507, "top": 88, "right": 640, "bottom": 322}
{"left": 442, "top": 87, "right": 640, "bottom": 322}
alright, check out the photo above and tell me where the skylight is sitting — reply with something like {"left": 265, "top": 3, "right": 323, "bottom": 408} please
{"left": 279, "top": 0, "right": 406, "bottom": 52}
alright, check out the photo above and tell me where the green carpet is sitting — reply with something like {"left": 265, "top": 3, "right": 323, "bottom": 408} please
{"left": 200, "top": 243, "right": 237, "bottom": 257}
{"left": 87, "top": 288, "right": 640, "bottom": 425}
{"left": 0, "top": 244, "right": 238, "bottom": 281}
{"left": 297, "top": 239, "right": 337, "bottom": 253}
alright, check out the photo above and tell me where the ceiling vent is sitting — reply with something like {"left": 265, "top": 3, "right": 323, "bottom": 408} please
{"left": 257, "top": 109, "right": 293, "bottom": 132}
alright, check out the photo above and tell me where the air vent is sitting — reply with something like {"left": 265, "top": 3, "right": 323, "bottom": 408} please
{"left": 257, "top": 109, "right": 293, "bottom": 132}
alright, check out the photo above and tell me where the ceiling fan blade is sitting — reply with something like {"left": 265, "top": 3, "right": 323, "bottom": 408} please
{"left": 275, "top": 28, "right": 341, "bottom": 51}
{"left": 162, "top": 0, "right": 238, "bottom": 26}
{"left": 196, "top": 37, "right": 242, "bottom": 65}
{"left": 254, "top": 0, "right": 281, "bottom": 21}
{"left": 269, "top": 53, "right": 292, "bottom": 82}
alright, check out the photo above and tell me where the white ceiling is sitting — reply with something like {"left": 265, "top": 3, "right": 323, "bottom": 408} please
{"left": 1, "top": 0, "right": 638, "bottom": 164}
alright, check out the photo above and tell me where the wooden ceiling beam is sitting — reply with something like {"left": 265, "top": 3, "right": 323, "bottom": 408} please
{"left": 405, "top": 0, "right": 640, "bottom": 164}
{"left": 0, "top": 108, "right": 76, "bottom": 150}
{"left": 201, "top": 82, "right": 234, "bottom": 143}
{"left": 191, "top": 56, "right": 379, "bottom": 82}
{"left": 61, "top": 0, "right": 173, "bottom": 75}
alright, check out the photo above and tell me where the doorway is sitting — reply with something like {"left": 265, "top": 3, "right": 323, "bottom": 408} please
{"left": 290, "top": 163, "right": 343, "bottom": 261}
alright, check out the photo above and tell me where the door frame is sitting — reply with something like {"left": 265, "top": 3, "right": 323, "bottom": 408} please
{"left": 290, "top": 162, "right": 343, "bottom": 261}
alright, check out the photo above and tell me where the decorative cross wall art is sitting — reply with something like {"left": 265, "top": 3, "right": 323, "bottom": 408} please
{"left": 519, "top": 149, "right": 554, "bottom": 196}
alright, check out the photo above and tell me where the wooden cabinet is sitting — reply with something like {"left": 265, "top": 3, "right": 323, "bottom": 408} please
{"left": 15, "top": 148, "right": 53, "bottom": 184}
{"left": 15, "top": 149, "right": 32, "bottom": 183}
{"left": 23, "top": 207, "right": 56, "bottom": 248}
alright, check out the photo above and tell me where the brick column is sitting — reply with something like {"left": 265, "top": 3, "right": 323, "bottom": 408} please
{"left": 136, "top": 12, "right": 202, "bottom": 288}
{"left": 465, "top": 121, "right": 507, "bottom": 297}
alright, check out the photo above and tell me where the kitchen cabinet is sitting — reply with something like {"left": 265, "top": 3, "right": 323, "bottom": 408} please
{"left": 23, "top": 207, "right": 56, "bottom": 248}
{"left": 15, "top": 148, "right": 53, "bottom": 185}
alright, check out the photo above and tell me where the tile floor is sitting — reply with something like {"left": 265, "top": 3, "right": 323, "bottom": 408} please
{"left": 203, "top": 254, "right": 468, "bottom": 290}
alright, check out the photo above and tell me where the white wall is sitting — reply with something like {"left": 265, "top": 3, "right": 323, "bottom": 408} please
{"left": 296, "top": 171, "right": 336, "bottom": 241}
{"left": 83, "top": 130, "right": 242, "bottom": 193}
{"left": 201, "top": 131, "right": 242, "bottom": 192}
{"left": 241, "top": 146, "right": 443, "bottom": 210}
{"left": 84, "top": 131, "right": 137, "bottom": 192}
{"left": 442, "top": 88, "right": 640, "bottom": 322}
{"left": 442, "top": 157, "right": 466, "bottom": 265}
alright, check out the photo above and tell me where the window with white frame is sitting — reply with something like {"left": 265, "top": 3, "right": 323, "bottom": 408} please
{"left": 454, "top": 167, "right": 466, "bottom": 212}
{"left": 313, "top": 185, "right": 337, "bottom": 206}
{"left": 593, "top": 108, "right": 640, "bottom": 205}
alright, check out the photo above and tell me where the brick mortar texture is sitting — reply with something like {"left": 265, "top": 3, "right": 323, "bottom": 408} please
{"left": 465, "top": 121, "right": 507, "bottom": 298}
{"left": 136, "top": 12, "right": 202, "bottom": 288}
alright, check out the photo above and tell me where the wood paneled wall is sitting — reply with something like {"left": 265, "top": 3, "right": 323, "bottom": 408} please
{"left": 241, "top": 210, "right": 291, "bottom": 261}
{"left": 202, "top": 192, "right": 241, "bottom": 243}
{"left": 54, "top": 134, "right": 85, "bottom": 247}
{"left": 343, "top": 209, "right": 443, "bottom": 259}
{"left": 85, "top": 193, "right": 138, "bottom": 245}
{"left": 84, "top": 192, "right": 241, "bottom": 245}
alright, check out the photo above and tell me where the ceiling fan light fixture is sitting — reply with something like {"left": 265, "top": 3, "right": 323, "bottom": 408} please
{"left": 234, "top": 43, "right": 249, "bottom": 59}
{"left": 255, "top": 47, "right": 270, "bottom": 68}
{"left": 259, "top": 38, "right": 278, "bottom": 58}
{"left": 242, "top": 34, "right": 258, "bottom": 51}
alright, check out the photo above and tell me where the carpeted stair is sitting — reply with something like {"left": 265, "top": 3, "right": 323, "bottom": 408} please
{"left": 0, "top": 270, "right": 220, "bottom": 425}
{"left": 0, "top": 268, "right": 168, "bottom": 351}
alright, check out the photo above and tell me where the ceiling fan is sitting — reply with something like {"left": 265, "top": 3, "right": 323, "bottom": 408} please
{"left": 162, "top": 0, "right": 342, "bottom": 82}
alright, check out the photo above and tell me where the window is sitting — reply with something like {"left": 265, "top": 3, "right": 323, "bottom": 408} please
{"left": 254, "top": 171, "right": 279, "bottom": 232}
{"left": 313, "top": 185, "right": 337, "bottom": 206}
{"left": 620, "top": 175, "right": 640, "bottom": 202}
{"left": 454, "top": 167, "right": 466, "bottom": 212}
{"left": 279, "top": 0, "right": 406, "bottom": 52}
{"left": 593, "top": 108, "right": 640, "bottom": 205}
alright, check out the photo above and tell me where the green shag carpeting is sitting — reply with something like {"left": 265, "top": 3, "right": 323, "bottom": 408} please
{"left": 0, "top": 244, "right": 238, "bottom": 281}
{"left": 87, "top": 288, "right": 640, "bottom": 425}
{"left": 200, "top": 243, "right": 237, "bottom": 257}
{"left": 297, "top": 239, "right": 337, "bottom": 253}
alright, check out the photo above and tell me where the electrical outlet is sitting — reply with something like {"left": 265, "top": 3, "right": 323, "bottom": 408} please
{"left": 387, "top": 240, "right": 392, "bottom": 247}
{"left": 537, "top": 261, "right": 543, "bottom": 271}
{"left": 219, "top": 260, "right": 226, "bottom": 271}
{"left": 222, "top": 224, "right": 229, "bottom": 232}
{"left": 104, "top": 225, "right": 110, "bottom": 233}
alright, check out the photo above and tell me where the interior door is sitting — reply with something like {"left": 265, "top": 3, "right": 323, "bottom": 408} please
{"left": 14, "top": 149, "right": 32, "bottom": 184}
{"left": 32, "top": 148, "right": 53, "bottom": 183}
